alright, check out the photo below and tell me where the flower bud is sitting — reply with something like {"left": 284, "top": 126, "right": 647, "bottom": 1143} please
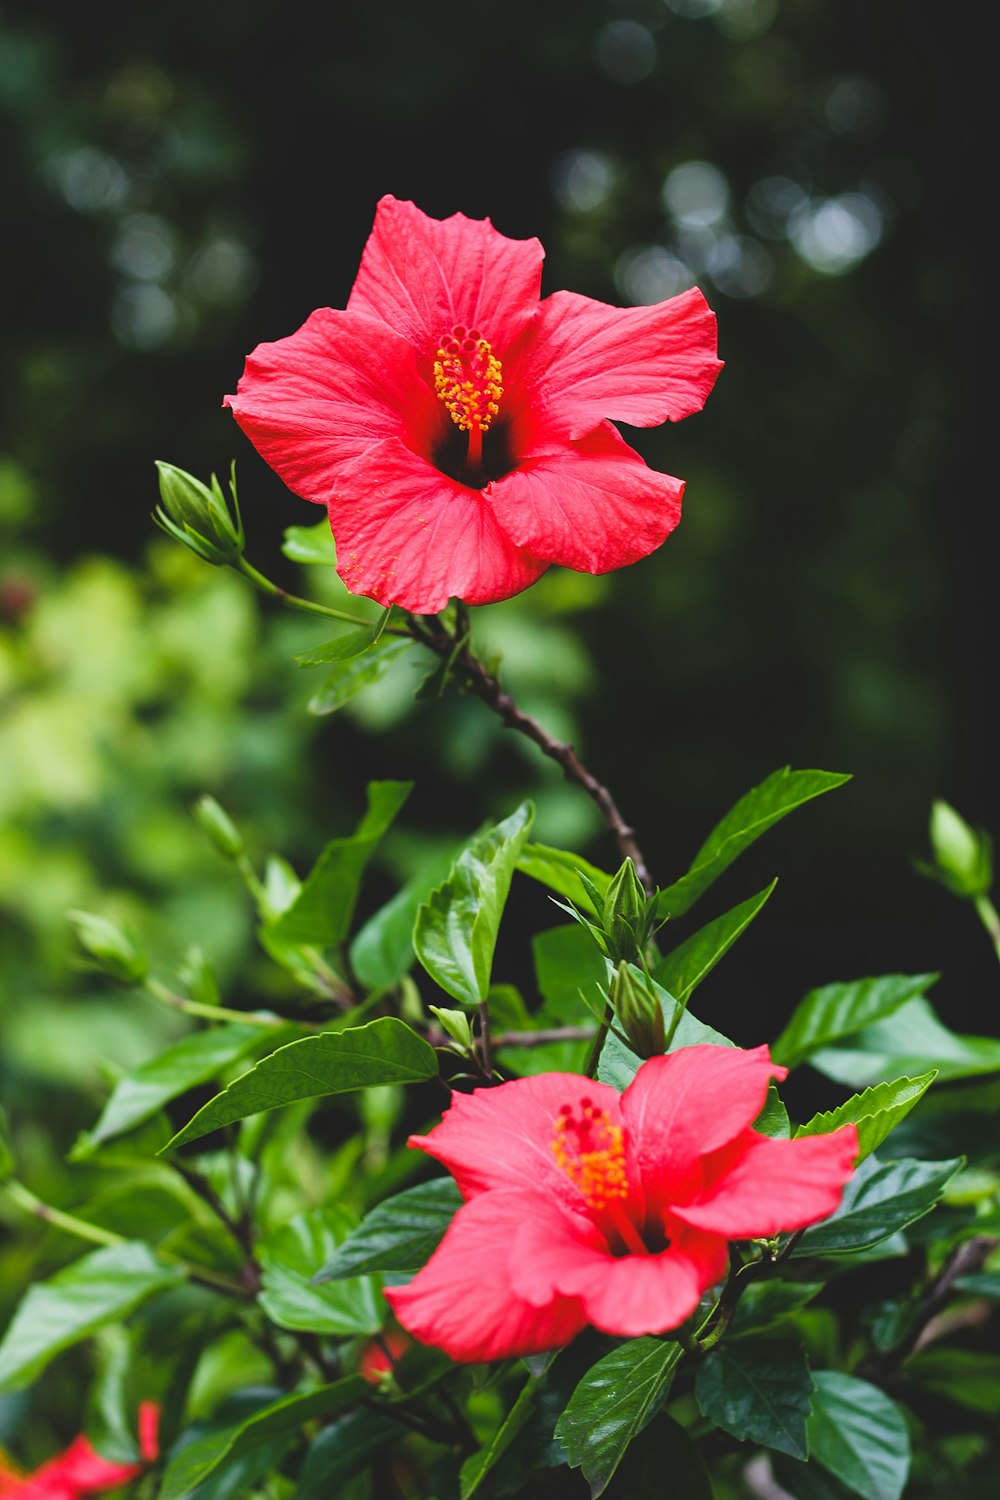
{"left": 193, "top": 794, "right": 245, "bottom": 860}
{"left": 429, "top": 1005, "right": 475, "bottom": 1054}
{"left": 613, "top": 961, "right": 665, "bottom": 1059}
{"left": 154, "top": 461, "right": 244, "bottom": 566}
{"left": 601, "top": 858, "right": 654, "bottom": 965}
{"left": 67, "top": 909, "right": 148, "bottom": 986}
{"left": 928, "top": 800, "right": 992, "bottom": 897}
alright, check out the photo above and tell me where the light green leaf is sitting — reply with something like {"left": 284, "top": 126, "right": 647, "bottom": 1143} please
{"left": 163, "top": 1018, "right": 438, "bottom": 1150}
{"left": 807, "top": 1371, "right": 910, "bottom": 1500}
{"left": 268, "top": 781, "right": 412, "bottom": 946}
{"left": 790, "top": 1154, "right": 964, "bottom": 1257}
{"left": 414, "top": 802, "right": 534, "bottom": 1006}
{"left": 282, "top": 520, "right": 338, "bottom": 564}
{"left": 312, "top": 1177, "right": 462, "bottom": 1281}
{"left": 695, "top": 1341, "right": 814, "bottom": 1459}
{"left": 257, "top": 1208, "right": 382, "bottom": 1335}
{"left": 460, "top": 1376, "right": 538, "bottom": 1499}
{"left": 0, "top": 1107, "right": 13, "bottom": 1183}
{"left": 516, "top": 843, "right": 611, "bottom": 915}
{"left": 532, "top": 922, "right": 609, "bottom": 1022}
{"left": 653, "top": 881, "right": 777, "bottom": 1003}
{"left": 294, "top": 609, "right": 392, "bottom": 667}
{"left": 808, "top": 996, "right": 1000, "bottom": 1088}
{"left": 554, "top": 1336, "right": 683, "bottom": 1495}
{"left": 0, "top": 1242, "right": 182, "bottom": 1393}
{"left": 772, "top": 973, "right": 939, "bottom": 1071}
{"left": 307, "top": 636, "right": 411, "bottom": 714}
{"left": 158, "top": 1378, "right": 367, "bottom": 1500}
{"left": 349, "top": 845, "right": 459, "bottom": 990}
{"left": 795, "top": 1071, "right": 937, "bottom": 1163}
{"left": 655, "top": 768, "right": 850, "bottom": 920}
{"left": 78, "top": 1025, "right": 269, "bottom": 1151}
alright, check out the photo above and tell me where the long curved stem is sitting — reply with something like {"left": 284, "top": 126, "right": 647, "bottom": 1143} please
{"left": 414, "top": 615, "right": 654, "bottom": 893}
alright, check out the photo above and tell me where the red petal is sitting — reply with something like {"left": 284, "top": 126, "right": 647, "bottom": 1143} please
{"left": 31, "top": 1435, "right": 142, "bottom": 1492}
{"left": 672, "top": 1126, "right": 860, "bottom": 1238}
{"left": 347, "top": 196, "right": 544, "bottom": 359}
{"left": 622, "top": 1046, "right": 786, "bottom": 1204}
{"left": 328, "top": 438, "right": 547, "bottom": 611}
{"left": 489, "top": 421, "right": 683, "bottom": 572}
{"left": 224, "top": 307, "right": 438, "bottom": 505}
{"left": 555, "top": 1225, "right": 728, "bottom": 1338}
{"left": 410, "top": 1073, "right": 625, "bottom": 1215}
{"left": 137, "top": 1402, "right": 160, "bottom": 1464}
{"left": 507, "top": 285, "right": 723, "bottom": 441}
{"left": 385, "top": 1191, "right": 588, "bottom": 1363}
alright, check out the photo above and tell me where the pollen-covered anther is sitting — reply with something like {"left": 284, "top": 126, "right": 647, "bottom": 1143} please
{"left": 551, "top": 1099, "right": 629, "bottom": 1210}
{"left": 433, "top": 325, "right": 503, "bottom": 433}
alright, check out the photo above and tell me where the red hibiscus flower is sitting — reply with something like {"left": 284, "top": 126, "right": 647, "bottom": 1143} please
{"left": 224, "top": 195, "right": 723, "bottom": 614}
{"left": 0, "top": 1402, "right": 158, "bottom": 1499}
{"left": 384, "top": 1045, "right": 857, "bottom": 1363}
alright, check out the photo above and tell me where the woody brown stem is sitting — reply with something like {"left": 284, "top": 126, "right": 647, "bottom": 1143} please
{"left": 412, "top": 617, "right": 654, "bottom": 893}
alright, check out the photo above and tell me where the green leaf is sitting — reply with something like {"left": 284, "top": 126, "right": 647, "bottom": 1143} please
{"left": 312, "top": 1177, "right": 462, "bottom": 1281}
{"left": 0, "top": 1242, "right": 183, "bottom": 1393}
{"left": 282, "top": 520, "right": 338, "bottom": 564}
{"left": 257, "top": 1208, "right": 382, "bottom": 1335}
{"left": 268, "top": 781, "right": 412, "bottom": 946}
{"left": 598, "top": 979, "right": 734, "bottom": 1092}
{"left": 695, "top": 1341, "right": 814, "bottom": 1459}
{"left": 807, "top": 996, "right": 1000, "bottom": 1088}
{"left": 460, "top": 1376, "right": 538, "bottom": 1499}
{"left": 905, "top": 1348, "right": 1000, "bottom": 1413}
{"left": 414, "top": 801, "right": 534, "bottom": 1006}
{"left": 163, "top": 1018, "right": 438, "bottom": 1150}
{"left": 771, "top": 973, "right": 938, "bottom": 1070}
{"left": 652, "top": 881, "right": 777, "bottom": 1003}
{"left": 729, "top": 1281, "right": 824, "bottom": 1339}
{"left": 516, "top": 843, "right": 612, "bottom": 915}
{"left": 795, "top": 1071, "right": 937, "bottom": 1163}
{"left": 158, "top": 1378, "right": 367, "bottom": 1500}
{"left": 790, "top": 1154, "right": 964, "bottom": 1257}
{"left": 0, "top": 1106, "right": 13, "bottom": 1183}
{"left": 349, "top": 845, "right": 459, "bottom": 990}
{"left": 294, "top": 609, "right": 392, "bottom": 667}
{"left": 554, "top": 1336, "right": 683, "bottom": 1495}
{"left": 533, "top": 923, "right": 609, "bottom": 1022}
{"left": 78, "top": 1025, "right": 269, "bottom": 1151}
{"left": 605, "top": 1413, "right": 714, "bottom": 1499}
{"left": 806, "top": 1371, "right": 910, "bottom": 1500}
{"left": 754, "top": 1083, "right": 790, "bottom": 1138}
{"left": 307, "top": 636, "right": 411, "bottom": 714}
{"left": 294, "top": 1409, "right": 406, "bottom": 1499}
{"left": 655, "top": 768, "right": 850, "bottom": 920}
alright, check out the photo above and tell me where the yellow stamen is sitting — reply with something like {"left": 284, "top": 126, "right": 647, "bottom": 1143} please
{"left": 433, "top": 325, "right": 503, "bottom": 438}
{"left": 551, "top": 1099, "right": 630, "bottom": 1212}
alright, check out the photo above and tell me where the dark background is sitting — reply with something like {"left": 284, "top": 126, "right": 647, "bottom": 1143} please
{"left": 1, "top": 0, "right": 994, "bottom": 1049}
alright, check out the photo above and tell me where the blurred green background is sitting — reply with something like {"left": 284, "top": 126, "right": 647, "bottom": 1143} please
{"left": 0, "top": 0, "right": 993, "bottom": 1211}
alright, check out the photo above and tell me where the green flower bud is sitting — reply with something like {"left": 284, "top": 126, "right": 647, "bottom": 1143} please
{"left": 613, "top": 961, "right": 665, "bottom": 1059}
{"left": 154, "top": 460, "right": 244, "bottom": 566}
{"left": 602, "top": 858, "right": 654, "bottom": 965}
{"left": 67, "top": 909, "right": 148, "bottom": 986}
{"left": 193, "top": 795, "right": 245, "bottom": 860}
{"left": 928, "top": 800, "right": 992, "bottom": 897}
{"left": 429, "top": 1005, "right": 475, "bottom": 1054}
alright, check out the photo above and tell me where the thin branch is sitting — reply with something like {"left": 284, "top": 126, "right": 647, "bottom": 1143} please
{"left": 858, "top": 1233, "right": 999, "bottom": 1381}
{"left": 414, "top": 617, "right": 654, "bottom": 893}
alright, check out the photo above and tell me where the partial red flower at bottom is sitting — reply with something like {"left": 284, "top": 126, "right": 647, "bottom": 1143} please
{"left": 0, "top": 1402, "right": 158, "bottom": 1499}
{"left": 385, "top": 1045, "right": 857, "bottom": 1363}
{"left": 224, "top": 195, "right": 723, "bottom": 614}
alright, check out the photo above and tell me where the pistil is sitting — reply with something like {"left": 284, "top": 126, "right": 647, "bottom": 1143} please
{"left": 433, "top": 326, "right": 503, "bottom": 480}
